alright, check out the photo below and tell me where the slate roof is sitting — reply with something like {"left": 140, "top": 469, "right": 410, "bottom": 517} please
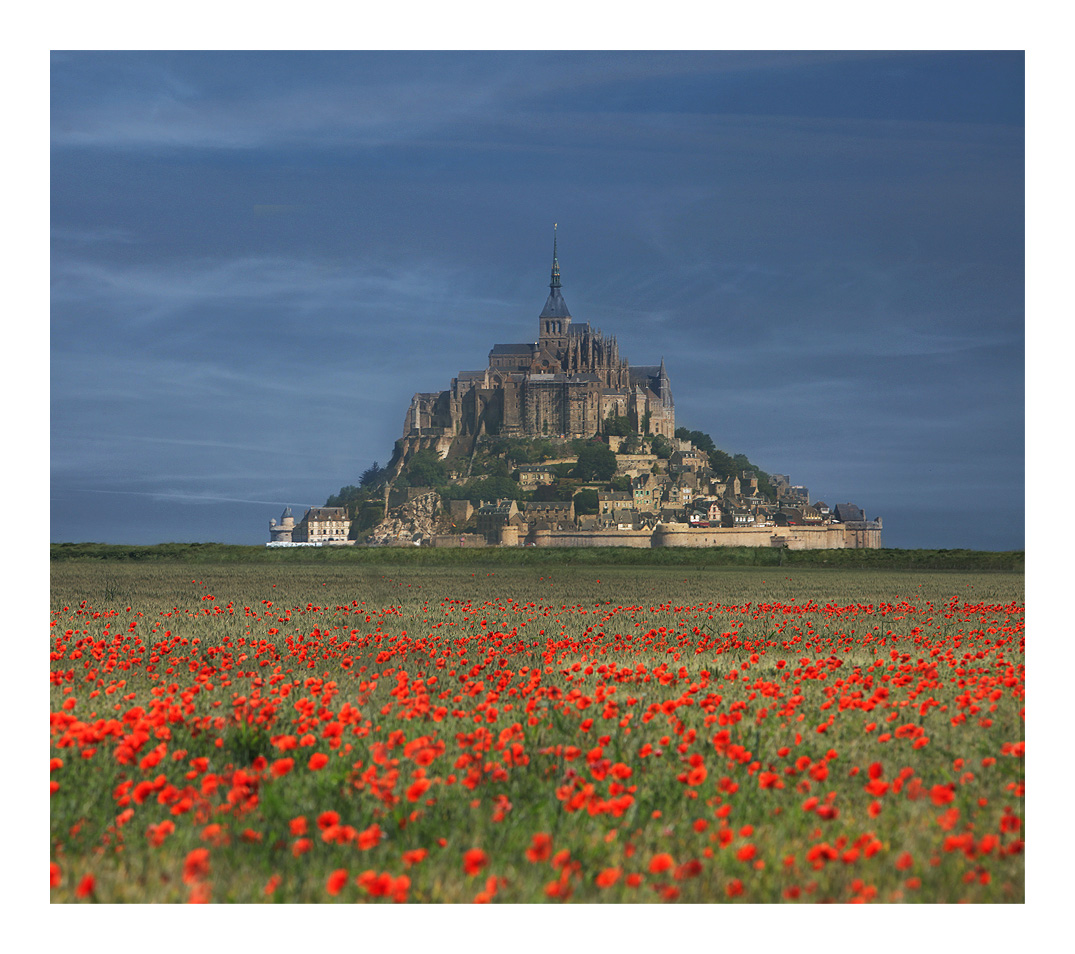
{"left": 540, "top": 285, "right": 571, "bottom": 319}
{"left": 490, "top": 343, "right": 535, "bottom": 355}
{"left": 302, "top": 507, "right": 348, "bottom": 521}
{"left": 834, "top": 503, "right": 864, "bottom": 523}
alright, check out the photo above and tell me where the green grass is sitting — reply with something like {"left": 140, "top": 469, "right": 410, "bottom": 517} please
{"left": 51, "top": 542, "right": 1024, "bottom": 572}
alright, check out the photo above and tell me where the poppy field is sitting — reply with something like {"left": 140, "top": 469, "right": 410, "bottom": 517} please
{"left": 50, "top": 562, "right": 1024, "bottom": 903}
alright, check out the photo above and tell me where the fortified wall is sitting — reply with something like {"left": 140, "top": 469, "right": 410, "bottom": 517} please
{"left": 653, "top": 523, "right": 881, "bottom": 550}
{"left": 521, "top": 523, "right": 881, "bottom": 549}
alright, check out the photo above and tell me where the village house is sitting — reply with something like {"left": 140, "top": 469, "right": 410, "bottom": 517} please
{"left": 522, "top": 500, "right": 575, "bottom": 529}
{"left": 632, "top": 472, "right": 670, "bottom": 512}
{"left": 515, "top": 464, "right": 557, "bottom": 489}
{"left": 598, "top": 490, "right": 633, "bottom": 515}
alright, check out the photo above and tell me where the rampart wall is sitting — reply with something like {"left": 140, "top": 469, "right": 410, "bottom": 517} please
{"left": 654, "top": 523, "right": 880, "bottom": 549}
{"left": 522, "top": 524, "right": 880, "bottom": 549}
{"left": 527, "top": 529, "right": 654, "bottom": 548}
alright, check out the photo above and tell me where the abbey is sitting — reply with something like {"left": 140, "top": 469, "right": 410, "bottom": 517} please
{"left": 403, "top": 230, "right": 675, "bottom": 443}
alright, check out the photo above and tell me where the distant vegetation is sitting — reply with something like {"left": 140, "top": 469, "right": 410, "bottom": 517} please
{"left": 50, "top": 542, "right": 1024, "bottom": 572}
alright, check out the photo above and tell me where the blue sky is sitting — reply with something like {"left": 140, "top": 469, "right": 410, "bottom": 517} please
{"left": 50, "top": 50, "right": 1025, "bottom": 550}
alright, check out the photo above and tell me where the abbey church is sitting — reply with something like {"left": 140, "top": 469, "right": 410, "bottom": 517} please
{"left": 403, "top": 230, "right": 675, "bottom": 443}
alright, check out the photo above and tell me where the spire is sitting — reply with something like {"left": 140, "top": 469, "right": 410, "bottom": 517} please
{"left": 550, "top": 223, "right": 561, "bottom": 288}
{"left": 539, "top": 222, "right": 571, "bottom": 320}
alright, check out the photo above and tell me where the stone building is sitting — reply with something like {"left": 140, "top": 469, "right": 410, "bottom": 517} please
{"left": 269, "top": 506, "right": 352, "bottom": 545}
{"left": 292, "top": 507, "right": 351, "bottom": 543}
{"left": 403, "top": 228, "right": 675, "bottom": 444}
{"left": 522, "top": 500, "right": 575, "bottom": 529}
{"left": 268, "top": 507, "right": 296, "bottom": 543}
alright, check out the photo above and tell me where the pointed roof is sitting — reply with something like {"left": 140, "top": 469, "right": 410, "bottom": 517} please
{"left": 540, "top": 223, "right": 571, "bottom": 319}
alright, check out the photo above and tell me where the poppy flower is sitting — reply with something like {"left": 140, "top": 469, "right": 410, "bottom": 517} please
{"left": 526, "top": 833, "right": 552, "bottom": 863}
{"left": 463, "top": 848, "right": 489, "bottom": 876}
{"left": 326, "top": 869, "right": 349, "bottom": 896}
{"left": 596, "top": 867, "right": 621, "bottom": 888}
{"left": 182, "top": 848, "right": 210, "bottom": 884}
{"left": 357, "top": 824, "right": 383, "bottom": 851}
{"left": 649, "top": 852, "right": 674, "bottom": 874}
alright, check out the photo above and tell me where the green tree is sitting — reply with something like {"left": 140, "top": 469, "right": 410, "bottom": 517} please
{"left": 360, "top": 462, "right": 386, "bottom": 488}
{"left": 650, "top": 434, "right": 673, "bottom": 459}
{"left": 603, "top": 414, "right": 633, "bottom": 437}
{"left": 573, "top": 488, "right": 599, "bottom": 515}
{"left": 403, "top": 448, "right": 448, "bottom": 488}
{"left": 573, "top": 441, "right": 617, "bottom": 481}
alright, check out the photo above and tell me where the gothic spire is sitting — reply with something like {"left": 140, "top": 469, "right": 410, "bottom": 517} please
{"left": 550, "top": 222, "right": 561, "bottom": 289}
{"left": 539, "top": 222, "right": 571, "bottom": 320}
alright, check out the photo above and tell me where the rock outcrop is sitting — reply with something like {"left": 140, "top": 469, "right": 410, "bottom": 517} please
{"left": 366, "top": 491, "right": 444, "bottom": 547}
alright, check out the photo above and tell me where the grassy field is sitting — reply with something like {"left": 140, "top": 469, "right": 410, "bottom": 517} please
{"left": 50, "top": 559, "right": 1024, "bottom": 903}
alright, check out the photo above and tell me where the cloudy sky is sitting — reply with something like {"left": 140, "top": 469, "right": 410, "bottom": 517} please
{"left": 50, "top": 49, "right": 1024, "bottom": 550}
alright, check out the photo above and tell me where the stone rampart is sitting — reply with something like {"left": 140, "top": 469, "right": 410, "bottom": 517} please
{"left": 521, "top": 524, "right": 880, "bottom": 549}
{"left": 527, "top": 528, "right": 653, "bottom": 548}
{"left": 431, "top": 533, "right": 487, "bottom": 548}
{"left": 653, "top": 524, "right": 881, "bottom": 549}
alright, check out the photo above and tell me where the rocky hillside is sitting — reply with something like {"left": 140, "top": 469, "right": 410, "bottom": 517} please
{"left": 366, "top": 491, "right": 446, "bottom": 547}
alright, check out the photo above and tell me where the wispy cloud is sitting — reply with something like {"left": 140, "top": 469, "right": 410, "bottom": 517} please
{"left": 72, "top": 488, "right": 319, "bottom": 508}
{"left": 51, "top": 225, "right": 137, "bottom": 245}
{"left": 52, "top": 52, "right": 986, "bottom": 155}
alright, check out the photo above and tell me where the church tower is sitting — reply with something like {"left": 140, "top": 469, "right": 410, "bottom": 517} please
{"left": 538, "top": 224, "right": 571, "bottom": 352}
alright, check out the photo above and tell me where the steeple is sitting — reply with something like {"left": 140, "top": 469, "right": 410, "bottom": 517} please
{"left": 539, "top": 223, "right": 571, "bottom": 323}
{"left": 658, "top": 356, "right": 673, "bottom": 408}
{"left": 550, "top": 223, "right": 561, "bottom": 288}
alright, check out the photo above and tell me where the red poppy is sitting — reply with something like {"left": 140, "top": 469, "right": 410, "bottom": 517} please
{"left": 596, "top": 866, "right": 621, "bottom": 888}
{"left": 357, "top": 824, "right": 383, "bottom": 851}
{"left": 326, "top": 869, "right": 349, "bottom": 896}
{"left": 649, "top": 852, "right": 674, "bottom": 874}
{"left": 463, "top": 848, "right": 489, "bottom": 876}
{"left": 526, "top": 832, "right": 552, "bottom": 863}
{"left": 182, "top": 848, "right": 210, "bottom": 884}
